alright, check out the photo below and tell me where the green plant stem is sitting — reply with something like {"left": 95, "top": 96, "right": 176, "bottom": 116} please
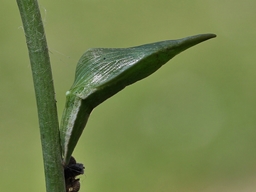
{"left": 16, "top": 0, "right": 65, "bottom": 191}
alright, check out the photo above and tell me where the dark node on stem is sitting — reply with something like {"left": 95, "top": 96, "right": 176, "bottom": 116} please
{"left": 64, "top": 156, "right": 84, "bottom": 192}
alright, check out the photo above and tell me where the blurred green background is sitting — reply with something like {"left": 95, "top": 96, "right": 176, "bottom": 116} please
{"left": 1, "top": 1, "right": 256, "bottom": 191}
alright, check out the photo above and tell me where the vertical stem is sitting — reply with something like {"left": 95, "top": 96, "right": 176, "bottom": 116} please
{"left": 16, "top": 0, "right": 65, "bottom": 191}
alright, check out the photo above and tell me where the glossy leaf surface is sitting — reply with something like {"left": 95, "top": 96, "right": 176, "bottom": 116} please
{"left": 60, "top": 33, "right": 216, "bottom": 164}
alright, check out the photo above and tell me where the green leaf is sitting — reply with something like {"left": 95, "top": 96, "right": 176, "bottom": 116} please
{"left": 60, "top": 33, "right": 216, "bottom": 164}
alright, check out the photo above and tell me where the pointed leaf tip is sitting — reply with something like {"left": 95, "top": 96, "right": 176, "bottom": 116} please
{"left": 168, "top": 33, "right": 216, "bottom": 53}
{"left": 60, "top": 33, "right": 216, "bottom": 163}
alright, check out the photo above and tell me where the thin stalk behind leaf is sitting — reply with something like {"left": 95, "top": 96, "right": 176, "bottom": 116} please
{"left": 60, "top": 33, "right": 216, "bottom": 164}
{"left": 16, "top": 0, "right": 65, "bottom": 191}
